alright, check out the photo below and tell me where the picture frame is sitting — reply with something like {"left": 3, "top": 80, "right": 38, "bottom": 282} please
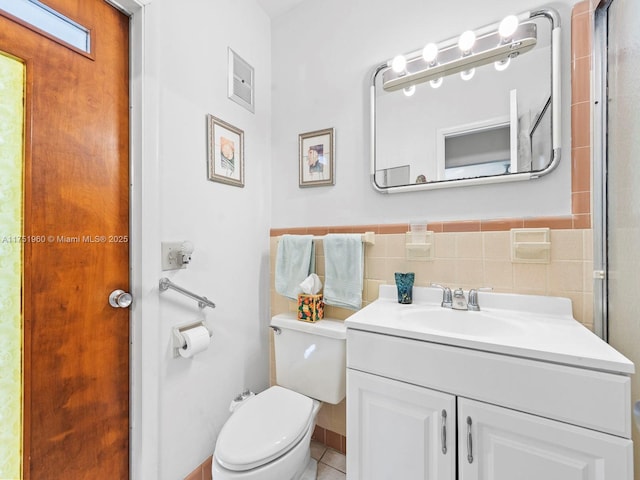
{"left": 207, "top": 114, "right": 244, "bottom": 188}
{"left": 298, "top": 127, "right": 335, "bottom": 187}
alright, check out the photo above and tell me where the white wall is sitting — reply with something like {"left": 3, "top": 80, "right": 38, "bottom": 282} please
{"left": 138, "top": 1, "right": 271, "bottom": 478}
{"left": 271, "top": 0, "right": 576, "bottom": 228}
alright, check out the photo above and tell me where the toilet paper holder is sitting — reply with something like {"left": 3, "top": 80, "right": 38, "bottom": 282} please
{"left": 172, "top": 321, "right": 213, "bottom": 358}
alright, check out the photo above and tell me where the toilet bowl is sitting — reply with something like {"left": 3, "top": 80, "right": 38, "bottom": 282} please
{"left": 212, "top": 386, "right": 320, "bottom": 480}
{"left": 212, "top": 314, "right": 347, "bottom": 480}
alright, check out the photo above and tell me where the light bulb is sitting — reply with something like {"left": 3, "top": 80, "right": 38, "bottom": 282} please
{"left": 403, "top": 85, "right": 416, "bottom": 96}
{"left": 430, "top": 77, "right": 443, "bottom": 89}
{"left": 391, "top": 55, "right": 407, "bottom": 73}
{"left": 422, "top": 43, "right": 438, "bottom": 64}
{"left": 458, "top": 30, "right": 476, "bottom": 53}
{"left": 494, "top": 58, "right": 510, "bottom": 71}
{"left": 460, "top": 68, "right": 475, "bottom": 81}
{"left": 499, "top": 15, "right": 519, "bottom": 39}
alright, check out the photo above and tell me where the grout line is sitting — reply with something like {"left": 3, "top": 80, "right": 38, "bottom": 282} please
{"left": 319, "top": 464, "right": 346, "bottom": 477}
{"left": 319, "top": 447, "right": 347, "bottom": 473}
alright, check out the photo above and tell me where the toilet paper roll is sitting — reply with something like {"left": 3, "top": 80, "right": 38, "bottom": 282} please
{"left": 178, "top": 326, "right": 210, "bottom": 358}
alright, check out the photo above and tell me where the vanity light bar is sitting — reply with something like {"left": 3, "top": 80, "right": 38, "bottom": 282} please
{"left": 383, "top": 22, "right": 537, "bottom": 92}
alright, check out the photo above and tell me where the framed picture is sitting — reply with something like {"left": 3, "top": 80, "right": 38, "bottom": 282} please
{"left": 207, "top": 114, "right": 244, "bottom": 187}
{"left": 298, "top": 127, "right": 335, "bottom": 187}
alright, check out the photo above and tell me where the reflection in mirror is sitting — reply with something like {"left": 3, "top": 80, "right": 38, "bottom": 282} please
{"left": 371, "top": 9, "right": 561, "bottom": 192}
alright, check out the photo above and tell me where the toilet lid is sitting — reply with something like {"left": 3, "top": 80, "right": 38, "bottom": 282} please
{"left": 215, "top": 386, "right": 314, "bottom": 471}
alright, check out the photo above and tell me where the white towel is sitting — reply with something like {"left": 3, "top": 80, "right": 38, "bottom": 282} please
{"left": 323, "top": 234, "right": 363, "bottom": 310}
{"left": 275, "top": 235, "right": 315, "bottom": 300}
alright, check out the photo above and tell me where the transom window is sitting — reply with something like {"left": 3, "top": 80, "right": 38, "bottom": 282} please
{"left": 0, "top": 0, "right": 90, "bottom": 53}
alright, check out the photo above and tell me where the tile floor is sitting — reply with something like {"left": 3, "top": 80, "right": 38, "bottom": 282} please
{"left": 311, "top": 440, "right": 346, "bottom": 480}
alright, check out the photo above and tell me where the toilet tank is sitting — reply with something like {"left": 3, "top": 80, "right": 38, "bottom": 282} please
{"left": 271, "top": 313, "right": 346, "bottom": 404}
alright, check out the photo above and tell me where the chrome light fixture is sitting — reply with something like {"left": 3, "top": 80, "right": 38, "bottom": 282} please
{"left": 383, "top": 15, "right": 537, "bottom": 92}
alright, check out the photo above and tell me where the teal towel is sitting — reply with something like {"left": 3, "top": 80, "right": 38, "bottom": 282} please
{"left": 323, "top": 234, "right": 363, "bottom": 310}
{"left": 275, "top": 235, "right": 315, "bottom": 300}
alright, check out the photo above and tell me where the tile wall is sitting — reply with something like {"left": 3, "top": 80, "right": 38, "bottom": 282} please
{"left": 571, "top": 0, "right": 593, "bottom": 225}
{"left": 270, "top": 226, "right": 594, "bottom": 322}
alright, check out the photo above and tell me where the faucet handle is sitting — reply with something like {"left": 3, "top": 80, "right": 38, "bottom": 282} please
{"left": 431, "top": 283, "right": 453, "bottom": 308}
{"left": 468, "top": 287, "right": 493, "bottom": 311}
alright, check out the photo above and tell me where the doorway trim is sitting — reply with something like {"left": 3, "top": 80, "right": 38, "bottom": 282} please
{"left": 104, "top": 1, "right": 160, "bottom": 479}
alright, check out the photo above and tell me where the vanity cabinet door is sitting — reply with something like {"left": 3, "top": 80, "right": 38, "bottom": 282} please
{"left": 347, "top": 369, "right": 456, "bottom": 480}
{"left": 458, "top": 398, "right": 633, "bottom": 480}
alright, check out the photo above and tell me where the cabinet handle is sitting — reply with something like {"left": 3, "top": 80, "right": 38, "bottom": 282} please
{"left": 441, "top": 409, "right": 447, "bottom": 454}
{"left": 466, "top": 416, "right": 473, "bottom": 464}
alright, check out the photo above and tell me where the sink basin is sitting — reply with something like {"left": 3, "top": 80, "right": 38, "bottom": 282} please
{"left": 399, "top": 307, "right": 526, "bottom": 338}
{"left": 345, "top": 285, "right": 635, "bottom": 374}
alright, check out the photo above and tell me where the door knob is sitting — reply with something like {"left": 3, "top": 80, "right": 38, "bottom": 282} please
{"left": 109, "top": 289, "right": 132, "bottom": 308}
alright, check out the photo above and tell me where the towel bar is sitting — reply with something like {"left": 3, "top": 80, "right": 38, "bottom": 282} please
{"left": 278, "top": 231, "right": 375, "bottom": 245}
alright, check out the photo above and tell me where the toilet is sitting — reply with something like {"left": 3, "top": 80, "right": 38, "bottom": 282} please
{"left": 212, "top": 313, "right": 347, "bottom": 480}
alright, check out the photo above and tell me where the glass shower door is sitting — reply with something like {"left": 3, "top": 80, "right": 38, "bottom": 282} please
{"left": 595, "top": 0, "right": 640, "bottom": 473}
{"left": 600, "top": 0, "right": 640, "bottom": 366}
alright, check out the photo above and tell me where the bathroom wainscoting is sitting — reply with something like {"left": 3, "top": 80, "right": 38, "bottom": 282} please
{"left": 184, "top": 456, "right": 213, "bottom": 480}
{"left": 312, "top": 425, "right": 347, "bottom": 455}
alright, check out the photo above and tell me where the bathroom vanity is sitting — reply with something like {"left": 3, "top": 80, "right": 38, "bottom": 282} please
{"left": 345, "top": 286, "right": 634, "bottom": 479}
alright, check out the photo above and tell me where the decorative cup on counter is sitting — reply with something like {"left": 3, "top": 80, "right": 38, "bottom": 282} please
{"left": 394, "top": 272, "right": 415, "bottom": 304}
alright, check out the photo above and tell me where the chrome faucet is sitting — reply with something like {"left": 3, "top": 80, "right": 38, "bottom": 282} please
{"left": 468, "top": 287, "right": 493, "bottom": 311}
{"left": 452, "top": 288, "right": 468, "bottom": 310}
{"left": 431, "top": 283, "right": 453, "bottom": 308}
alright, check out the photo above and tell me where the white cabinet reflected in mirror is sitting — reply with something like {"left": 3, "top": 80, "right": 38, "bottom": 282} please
{"left": 371, "top": 8, "right": 561, "bottom": 192}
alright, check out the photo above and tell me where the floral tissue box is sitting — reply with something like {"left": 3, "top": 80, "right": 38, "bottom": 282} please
{"left": 297, "top": 294, "right": 324, "bottom": 322}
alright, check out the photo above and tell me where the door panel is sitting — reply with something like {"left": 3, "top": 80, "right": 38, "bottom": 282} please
{"left": 458, "top": 398, "right": 633, "bottom": 480}
{"left": 0, "top": 1, "right": 130, "bottom": 478}
{"left": 347, "top": 369, "right": 456, "bottom": 480}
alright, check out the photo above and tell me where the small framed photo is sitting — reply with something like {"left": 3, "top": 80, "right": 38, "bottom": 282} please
{"left": 299, "top": 127, "right": 335, "bottom": 187}
{"left": 207, "top": 114, "right": 244, "bottom": 187}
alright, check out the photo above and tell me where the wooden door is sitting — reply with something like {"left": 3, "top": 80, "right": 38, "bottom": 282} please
{"left": 458, "top": 398, "right": 633, "bottom": 480}
{"left": 0, "top": 1, "right": 130, "bottom": 478}
{"left": 347, "top": 369, "right": 456, "bottom": 480}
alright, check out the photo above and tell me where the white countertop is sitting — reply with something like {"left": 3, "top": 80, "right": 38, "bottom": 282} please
{"left": 345, "top": 285, "right": 634, "bottom": 375}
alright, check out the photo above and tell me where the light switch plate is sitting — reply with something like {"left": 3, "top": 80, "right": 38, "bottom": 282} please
{"left": 161, "top": 242, "right": 186, "bottom": 271}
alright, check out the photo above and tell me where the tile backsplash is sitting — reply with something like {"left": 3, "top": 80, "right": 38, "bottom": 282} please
{"left": 271, "top": 228, "right": 594, "bottom": 329}
{"left": 270, "top": 226, "right": 594, "bottom": 438}
{"left": 361, "top": 229, "right": 593, "bottom": 328}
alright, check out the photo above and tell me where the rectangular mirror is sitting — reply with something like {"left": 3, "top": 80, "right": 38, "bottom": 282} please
{"left": 371, "top": 8, "right": 561, "bottom": 192}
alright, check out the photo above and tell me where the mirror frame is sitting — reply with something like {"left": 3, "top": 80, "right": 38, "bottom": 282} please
{"left": 370, "top": 8, "right": 562, "bottom": 193}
